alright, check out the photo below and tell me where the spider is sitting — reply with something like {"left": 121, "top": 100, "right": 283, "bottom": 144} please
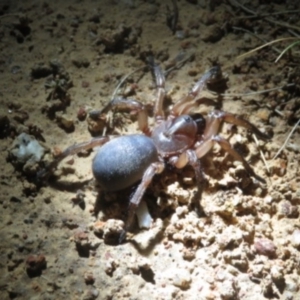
{"left": 40, "top": 58, "right": 269, "bottom": 242}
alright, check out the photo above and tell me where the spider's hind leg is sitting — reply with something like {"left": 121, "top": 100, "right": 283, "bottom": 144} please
{"left": 38, "top": 137, "right": 109, "bottom": 182}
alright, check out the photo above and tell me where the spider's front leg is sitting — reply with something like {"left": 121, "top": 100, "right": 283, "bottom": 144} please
{"left": 195, "top": 110, "right": 270, "bottom": 183}
{"left": 172, "top": 66, "right": 222, "bottom": 116}
{"left": 148, "top": 56, "right": 166, "bottom": 122}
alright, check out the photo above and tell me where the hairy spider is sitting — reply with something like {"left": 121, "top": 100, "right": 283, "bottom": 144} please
{"left": 41, "top": 59, "right": 269, "bottom": 242}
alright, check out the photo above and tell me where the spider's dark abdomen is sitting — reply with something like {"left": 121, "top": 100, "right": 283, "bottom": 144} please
{"left": 92, "top": 134, "right": 158, "bottom": 191}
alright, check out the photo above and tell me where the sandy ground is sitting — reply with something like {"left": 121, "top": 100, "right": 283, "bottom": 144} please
{"left": 1, "top": 0, "right": 300, "bottom": 299}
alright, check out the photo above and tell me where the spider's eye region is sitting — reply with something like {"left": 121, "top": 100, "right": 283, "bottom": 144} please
{"left": 183, "top": 116, "right": 192, "bottom": 123}
{"left": 190, "top": 113, "right": 206, "bottom": 134}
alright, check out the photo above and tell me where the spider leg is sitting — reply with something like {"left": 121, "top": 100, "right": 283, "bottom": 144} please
{"left": 119, "top": 161, "right": 164, "bottom": 243}
{"left": 185, "top": 150, "right": 206, "bottom": 215}
{"left": 99, "top": 97, "right": 149, "bottom": 134}
{"left": 194, "top": 110, "right": 269, "bottom": 183}
{"left": 210, "top": 110, "right": 270, "bottom": 140}
{"left": 172, "top": 66, "right": 222, "bottom": 116}
{"left": 195, "top": 134, "right": 266, "bottom": 183}
{"left": 148, "top": 56, "right": 166, "bottom": 121}
{"left": 38, "top": 136, "right": 109, "bottom": 181}
{"left": 177, "top": 96, "right": 218, "bottom": 116}
{"left": 168, "top": 150, "right": 206, "bottom": 215}
{"left": 213, "top": 136, "right": 266, "bottom": 183}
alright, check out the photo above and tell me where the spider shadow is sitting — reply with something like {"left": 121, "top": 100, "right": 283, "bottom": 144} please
{"left": 42, "top": 171, "right": 93, "bottom": 212}
{"left": 46, "top": 177, "right": 92, "bottom": 193}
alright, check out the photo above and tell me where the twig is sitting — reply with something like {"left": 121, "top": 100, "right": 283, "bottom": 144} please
{"left": 166, "top": 0, "right": 179, "bottom": 34}
{"left": 229, "top": 0, "right": 300, "bottom": 32}
{"left": 101, "top": 66, "right": 147, "bottom": 136}
{"left": 0, "top": 13, "right": 21, "bottom": 19}
{"left": 221, "top": 83, "right": 294, "bottom": 98}
{"left": 266, "top": 18, "right": 300, "bottom": 33}
{"left": 236, "top": 36, "right": 298, "bottom": 59}
{"left": 273, "top": 117, "right": 300, "bottom": 160}
{"left": 233, "top": 9, "right": 300, "bottom": 20}
{"left": 164, "top": 52, "right": 195, "bottom": 77}
{"left": 111, "top": 66, "right": 146, "bottom": 101}
{"left": 229, "top": 0, "right": 254, "bottom": 15}
{"left": 232, "top": 26, "right": 268, "bottom": 45}
{"left": 275, "top": 40, "right": 300, "bottom": 63}
{"left": 253, "top": 134, "right": 270, "bottom": 174}
{"left": 287, "top": 29, "right": 300, "bottom": 38}
{"left": 87, "top": 66, "right": 146, "bottom": 136}
{"left": 273, "top": 109, "right": 285, "bottom": 118}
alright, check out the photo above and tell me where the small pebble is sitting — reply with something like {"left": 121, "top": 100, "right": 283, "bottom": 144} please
{"left": 219, "top": 280, "right": 236, "bottom": 300}
{"left": 131, "top": 219, "right": 164, "bottom": 250}
{"left": 254, "top": 238, "right": 276, "bottom": 257}
{"left": 77, "top": 106, "right": 87, "bottom": 121}
{"left": 11, "top": 65, "right": 21, "bottom": 74}
{"left": 291, "top": 229, "right": 300, "bottom": 248}
{"left": 169, "top": 268, "right": 191, "bottom": 289}
{"left": 26, "top": 254, "right": 47, "bottom": 277}
{"left": 56, "top": 114, "right": 75, "bottom": 132}
{"left": 84, "top": 271, "right": 95, "bottom": 285}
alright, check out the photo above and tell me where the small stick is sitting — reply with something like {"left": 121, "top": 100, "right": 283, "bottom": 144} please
{"left": 233, "top": 9, "right": 300, "bottom": 20}
{"left": 275, "top": 40, "right": 300, "bottom": 63}
{"left": 266, "top": 18, "right": 300, "bottom": 33}
{"left": 273, "top": 117, "right": 300, "bottom": 160}
{"left": 164, "top": 52, "right": 195, "bottom": 77}
{"left": 0, "top": 13, "right": 21, "bottom": 19}
{"left": 253, "top": 134, "right": 270, "bottom": 174}
{"left": 273, "top": 109, "right": 285, "bottom": 118}
{"left": 221, "top": 83, "right": 294, "bottom": 98}
{"left": 287, "top": 29, "right": 300, "bottom": 38}
{"left": 229, "top": 0, "right": 300, "bottom": 32}
{"left": 235, "top": 33, "right": 297, "bottom": 57}
{"left": 110, "top": 66, "right": 146, "bottom": 102}
{"left": 88, "top": 66, "right": 146, "bottom": 124}
{"left": 166, "top": 0, "right": 179, "bottom": 34}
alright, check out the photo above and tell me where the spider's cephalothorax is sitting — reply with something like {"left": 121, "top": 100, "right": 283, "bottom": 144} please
{"left": 41, "top": 60, "right": 269, "bottom": 242}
